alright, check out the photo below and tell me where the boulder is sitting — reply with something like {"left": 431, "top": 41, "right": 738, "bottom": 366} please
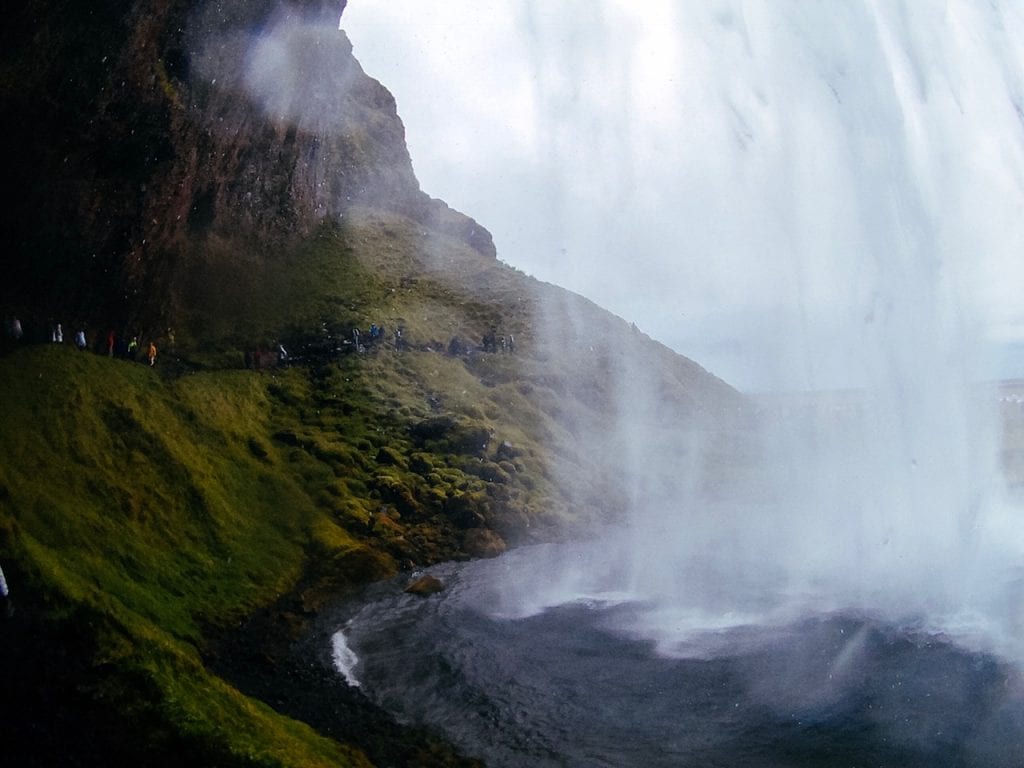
{"left": 375, "top": 445, "right": 406, "bottom": 467}
{"left": 404, "top": 574, "right": 444, "bottom": 597}
{"left": 463, "top": 529, "right": 507, "bottom": 559}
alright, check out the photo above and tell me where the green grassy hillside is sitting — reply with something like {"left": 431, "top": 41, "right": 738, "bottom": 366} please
{"left": 0, "top": 345, "right": 379, "bottom": 766}
{"left": 0, "top": 343, "right": 546, "bottom": 766}
{"left": 0, "top": 3, "right": 747, "bottom": 763}
{"left": 0, "top": 210, "right": 745, "bottom": 766}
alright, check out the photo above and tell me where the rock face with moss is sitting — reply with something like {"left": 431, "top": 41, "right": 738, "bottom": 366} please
{"left": 2, "top": 0, "right": 493, "bottom": 329}
{"left": 0, "top": 2, "right": 751, "bottom": 766}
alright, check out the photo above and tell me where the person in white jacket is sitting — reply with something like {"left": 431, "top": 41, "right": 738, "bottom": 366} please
{"left": 0, "top": 561, "right": 11, "bottom": 618}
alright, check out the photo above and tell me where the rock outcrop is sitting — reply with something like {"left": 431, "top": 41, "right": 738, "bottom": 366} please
{"left": 1, "top": 0, "right": 493, "bottom": 329}
{"left": 404, "top": 574, "right": 445, "bottom": 597}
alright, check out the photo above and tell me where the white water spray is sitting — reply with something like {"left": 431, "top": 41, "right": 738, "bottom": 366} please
{"left": 458, "top": 1, "right": 1024, "bottom": 663}
{"left": 331, "top": 629, "right": 361, "bottom": 688}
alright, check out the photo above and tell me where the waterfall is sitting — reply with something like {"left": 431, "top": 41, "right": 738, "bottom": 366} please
{"left": 344, "top": 0, "right": 1024, "bottom": 658}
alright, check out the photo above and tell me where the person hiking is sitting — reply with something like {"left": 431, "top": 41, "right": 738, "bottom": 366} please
{"left": 147, "top": 341, "right": 157, "bottom": 367}
{"left": 0, "top": 561, "right": 13, "bottom": 619}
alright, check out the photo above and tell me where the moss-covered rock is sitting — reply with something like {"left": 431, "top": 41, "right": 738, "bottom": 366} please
{"left": 375, "top": 445, "right": 407, "bottom": 468}
{"left": 404, "top": 574, "right": 444, "bottom": 597}
{"left": 463, "top": 529, "right": 507, "bottom": 559}
{"left": 445, "top": 491, "right": 490, "bottom": 529}
{"left": 410, "top": 416, "right": 492, "bottom": 456}
{"left": 463, "top": 460, "right": 512, "bottom": 484}
{"left": 370, "top": 473, "right": 422, "bottom": 518}
{"left": 409, "top": 452, "right": 435, "bottom": 475}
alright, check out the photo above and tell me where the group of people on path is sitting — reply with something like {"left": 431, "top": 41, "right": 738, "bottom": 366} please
{"left": 444, "top": 329, "right": 518, "bottom": 358}
{"left": 481, "top": 330, "right": 515, "bottom": 354}
{"left": 4, "top": 316, "right": 161, "bottom": 367}
{"left": 352, "top": 322, "right": 403, "bottom": 353}
{"left": 244, "top": 343, "right": 289, "bottom": 370}
{"left": 7, "top": 312, "right": 519, "bottom": 374}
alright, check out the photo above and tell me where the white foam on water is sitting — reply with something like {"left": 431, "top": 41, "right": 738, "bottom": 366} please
{"left": 330, "top": 629, "right": 361, "bottom": 688}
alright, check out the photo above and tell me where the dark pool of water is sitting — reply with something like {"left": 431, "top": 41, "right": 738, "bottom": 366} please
{"left": 336, "top": 561, "right": 1024, "bottom": 767}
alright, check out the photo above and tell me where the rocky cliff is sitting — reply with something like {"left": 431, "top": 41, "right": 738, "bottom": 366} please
{"left": 2, "top": 0, "right": 492, "bottom": 331}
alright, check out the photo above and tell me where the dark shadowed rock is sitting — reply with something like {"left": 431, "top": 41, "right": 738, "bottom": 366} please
{"left": 0, "top": 0, "right": 496, "bottom": 330}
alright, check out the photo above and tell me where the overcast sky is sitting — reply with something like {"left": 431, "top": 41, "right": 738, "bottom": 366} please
{"left": 339, "top": 1, "right": 1024, "bottom": 391}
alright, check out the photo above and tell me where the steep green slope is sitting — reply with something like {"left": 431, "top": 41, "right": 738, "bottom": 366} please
{"left": 0, "top": 346, "right": 380, "bottom": 766}
{"left": 0, "top": 2, "right": 749, "bottom": 762}
{"left": 0, "top": 341, "right": 534, "bottom": 766}
{"left": 0, "top": 206, "right": 746, "bottom": 765}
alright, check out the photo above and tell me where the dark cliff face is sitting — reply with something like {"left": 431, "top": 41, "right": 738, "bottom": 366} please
{"left": 1, "top": 0, "right": 494, "bottom": 331}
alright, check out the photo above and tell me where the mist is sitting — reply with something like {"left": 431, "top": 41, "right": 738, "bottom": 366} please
{"left": 338, "top": 1, "right": 1024, "bottom": 669}
{"left": 207, "top": 0, "right": 1024, "bottom": 664}
{"left": 343, "top": 0, "right": 1024, "bottom": 392}
{"left": 309, "top": 4, "right": 1024, "bottom": 761}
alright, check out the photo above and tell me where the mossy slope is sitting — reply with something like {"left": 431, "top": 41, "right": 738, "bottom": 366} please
{"left": 0, "top": 206, "right": 745, "bottom": 766}
{"left": 0, "top": 2, "right": 747, "bottom": 763}
{"left": 0, "top": 345, "right": 381, "bottom": 765}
